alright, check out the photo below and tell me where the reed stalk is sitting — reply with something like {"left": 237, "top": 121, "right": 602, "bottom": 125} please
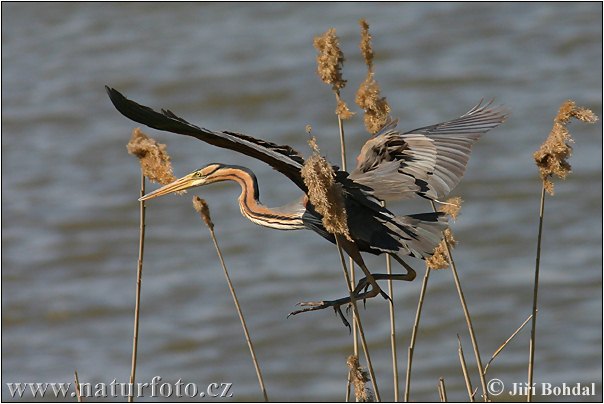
{"left": 335, "top": 112, "right": 359, "bottom": 402}
{"left": 438, "top": 378, "right": 448, "bottom": 402}
{"left": 335, "top": 236, "right": 381, "bottom": 402}
{"left": 355, "top": 19, "right": 399, "bottom": 400}
{"left": 193, "top": 197, "right": 268, "bottom": 401}
{"left": 74, "top": 370, "right": 82, "bottom": 402}
{"left": 126, "top": 128, "right": 179, "bottom": 403}
{"left": 527, "top": 186, "right": 545, "bottom": 402}
{"left": 457, "top": 335, "right": 474, "bottom": 402}
{"left": 404, "top": 266, "right": 431, "bottom": 401}
{"left": 431, "top": 201, "right": 489, "bottom": 402}
{"left": 484, "top": 313, "right": 533, "bottom": 376}
{"left": 529, "top": 100, "right": 597, "bottom": 401}
{"left": 128, "top": 169, "right": 145, "bottom": 403}
{"left": 385, "top": 253, "right": 399, "bottom": 401}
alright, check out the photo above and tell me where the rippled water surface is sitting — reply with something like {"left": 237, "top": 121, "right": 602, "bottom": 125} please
{"left": 2, "top": 3, "right": 602, "bottom": 402}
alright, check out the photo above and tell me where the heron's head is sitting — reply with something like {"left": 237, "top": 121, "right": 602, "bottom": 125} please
{"left": 139, "top": 163, "right": 229, "bottom": 201}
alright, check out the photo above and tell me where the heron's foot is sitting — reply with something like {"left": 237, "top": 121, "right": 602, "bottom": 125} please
{"left": 356, "top": 277, "right": 392, "bottom": 304}
{"left": 288, "top": 300, "right": 351, "bottom": 329}
{"left": 288, "top": 283, "right": 386, "bottom": 329}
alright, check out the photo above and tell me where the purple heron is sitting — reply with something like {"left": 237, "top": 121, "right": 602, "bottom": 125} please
{"left": 106, "top": 86, "right": 506, "bottom": 323}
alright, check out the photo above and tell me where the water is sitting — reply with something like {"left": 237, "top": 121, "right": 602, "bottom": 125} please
{"left": 2, "top": 3, "right": 602, "bottom": 402}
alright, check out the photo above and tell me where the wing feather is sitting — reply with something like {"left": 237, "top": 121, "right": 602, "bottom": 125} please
{"left": 106, "top": 86, "right": 308, "bottom": 191}
{"left": 350, "top": 101, "right": 507, "bottom": 201}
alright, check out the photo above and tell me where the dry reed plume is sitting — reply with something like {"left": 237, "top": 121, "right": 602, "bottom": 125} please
{"left": 528, "top": 100, "right": 597, "bottom": 401}
{"left": 301, "top": 138, "right": 352, "bottom": 241}
{"left": 355, "top": 19, "right": 391, "bottom": 134}
{"left": 127, "top": 128, "right": 177, "bottom": 185}
{"left": 426, "top": 197, "right": 462, "bottom": 270}
{"left": 314, "top": 28, "right": 354, "bottom": 121}
{"left": 314, "top": 28, "right": 346, "bottom": 91}
{"left": 347, "top": 355, "right": 375, "bottom": 402}
{"left": 533, "top": 100, "right": 598, "bottom": 194}
{"left": 126, "top": 128, "right": 178, "bottom": 402}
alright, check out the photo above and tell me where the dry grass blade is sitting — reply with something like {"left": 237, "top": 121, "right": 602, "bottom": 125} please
{"left": 457, "top": 335, "right": 475, "bottom": 402}
{"left": 528, "top": 101, "right": 597, "bottom": 401}
{"left": 193, "top": 197, "right": 269, "bottom": 402}
{"left": 484, "top": 313, "right": 533, "bottom": 375}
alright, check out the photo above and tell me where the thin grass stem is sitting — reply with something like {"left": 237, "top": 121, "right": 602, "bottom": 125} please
{"left": 528, "top": 186, "right": 546, "bottom": 401}
{"left": 431, "top": 201, "right": 488, "bottom": 402}
{"left": 128, "top": 170, "right": 145, "bottom": 403}
{"left": 336, "top": 113, "right": 358, "bottom": 402}
{"left": 206, "top": 224, "right": 269, "bottom": 401}
{"left": 438, "top": 378, "right": 448, "bottom": 402}
{"left": 457, "top": 335, "right": 475, "bottom": 402}
{"left": 385, "top": 253, "right": 399, "bottom": 401}
{"left": 484, "top": 313, "right": 533, "bottom": 375}
{"left": 404, "top": 266, "right": 431, "bottom": 401}
{"left": 74, "top": 370, "right": 82, "bottom": 402}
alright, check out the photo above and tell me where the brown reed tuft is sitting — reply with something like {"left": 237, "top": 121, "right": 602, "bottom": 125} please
{"left": 313, "top": 28, "right": 346, "bottom": 92}
{"left": 533, "top": 100, "right": 598, "bottom": 195}
{"left": 355, "top": 20, "right": 391, "bottom": 134}
{"left": 359, "top": 19, "right": 374, "bottom": 69}
{"left": 192, "top": 196, "right": 214, "bottom": 231}
{"left": 426, "top": 228, "right": 457, "bottom": 270}
{"left": 313, "top": 28, "right": 354, "bottom": 121}
{"left": 439, "top": 196, "right": 463, "bottom": 221}
{"left": 336, "top": 93, "right": 355, "bottom": 120}
{"left": 301, "top": 138, "right": 352, "bottom": 240}
{"left": 356, "top": 74, "right": 391, "bottom": 135}
{"left": 127, "top": 128, "right": 177, "bottom": 185}
{"left": 347, "top": 355, "right": 375, "bottom": 402}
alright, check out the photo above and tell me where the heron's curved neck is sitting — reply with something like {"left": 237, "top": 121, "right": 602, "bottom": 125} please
{"left": 216, "top": 167, "right": 305, "bottom": 230}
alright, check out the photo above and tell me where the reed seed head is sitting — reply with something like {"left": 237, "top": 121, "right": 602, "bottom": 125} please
{"left": 359, "top": 19, "right": 374, "bottom": 70}
{"left": 346, "top": 355, "right": 374, "bottom": 402}
{"left": 439, "top": 197, "right": 463, "bottom": 221}
{"left": 335, "top": 93, "right": 355, "bottom": 120}
{"left": 192, "top": 196, "right": 214, "bottom": 231}
{"left": 301, "top": 138, "right": 352, "bottom": 241}
{"left": 355, "top": 19, "right": 391, "bottom": 134}
{"left": 313, "top": 28, "right": 346, "bottom": 92}
{"left": 127, "top": 128, "right": 177, "bottom": 185}
{"left": 533, "top": 100, "right": 598, "bottom": 195}
{"left": 355, "top": 74, "right": 391, "bottom": 134}
{"left": 426, "top": 228, "right": 456, "bottom": 270}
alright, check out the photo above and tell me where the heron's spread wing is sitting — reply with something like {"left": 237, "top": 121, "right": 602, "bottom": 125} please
{"left": 106, "top": 86, "right": 308, "bottom": 191}
{"left": 349, "top": 101, "right": 508, "bottom": 201}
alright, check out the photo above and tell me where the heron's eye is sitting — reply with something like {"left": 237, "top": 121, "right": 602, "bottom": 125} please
{"left": 194, "top": 171, "right": 204, "bottom": 178}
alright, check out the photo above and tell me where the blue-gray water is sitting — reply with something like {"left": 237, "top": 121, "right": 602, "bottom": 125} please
{"left": 2, "top": 3, "right": 602, "bottom": 402}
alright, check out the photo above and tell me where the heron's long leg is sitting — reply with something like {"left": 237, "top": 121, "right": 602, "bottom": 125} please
{"left": 354, "top": 254, "right": 417, "bottom": 294}
{"left": 288, "top": 237, "right": 385, "bottom": 328}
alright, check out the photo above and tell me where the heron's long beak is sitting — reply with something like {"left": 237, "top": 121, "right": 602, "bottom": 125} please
{"left": 139, "top": 173, "right": 204, "bottom": 201}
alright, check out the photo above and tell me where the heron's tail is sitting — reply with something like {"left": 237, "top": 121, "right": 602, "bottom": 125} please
{"left": 388, "top": 212, "right": 447, "bottom": 259}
